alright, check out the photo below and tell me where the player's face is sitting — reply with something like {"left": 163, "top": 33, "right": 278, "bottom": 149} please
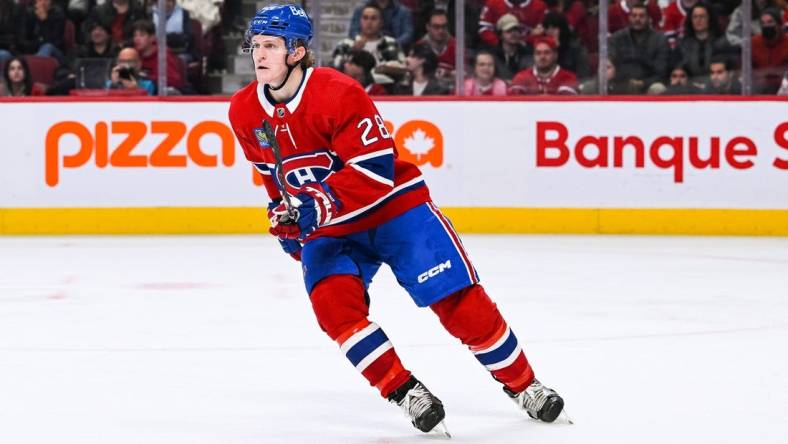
{"left": 533, "top": 43, "right": 556, "bottom": 70}
{"left": 251, "top": 35, "right": 290, "bottom": 85}
{"left": 474, "top": 54, "right": 495, "bottom": 82}
{"left": 7, "top": 60, "right": 24, "bottom": 84}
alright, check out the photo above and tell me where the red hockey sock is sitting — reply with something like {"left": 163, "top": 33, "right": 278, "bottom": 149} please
{"left": 431, "top": 284, "right": 535, "bottom": 393}
{"left": 310, "top": 275, "right": 411, "bottom": 398}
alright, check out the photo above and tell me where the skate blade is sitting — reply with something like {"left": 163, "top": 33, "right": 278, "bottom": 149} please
{"left": 427, "top": 420, "right": 452, "bottom": 438}
{"left": 559, "top": 408, "right": 574, "bottom": 425}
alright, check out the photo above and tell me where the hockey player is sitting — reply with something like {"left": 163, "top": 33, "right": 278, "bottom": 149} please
{"left": 228, "top": 4, "right": 565, "bottom": 435}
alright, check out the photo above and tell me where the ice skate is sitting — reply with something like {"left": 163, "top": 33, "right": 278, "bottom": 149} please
{"left": 505, "top": 378, "right": 565, "bottom": 423}
{"left": 388, "top": 376, "right": 450, "bottom": 436}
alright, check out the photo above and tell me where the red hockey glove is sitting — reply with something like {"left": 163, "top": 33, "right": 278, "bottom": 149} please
{"left": 268, "top": 183, "right": 339, "bottom": 241}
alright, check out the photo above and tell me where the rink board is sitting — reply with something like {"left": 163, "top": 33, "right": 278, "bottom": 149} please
{"left": 0, "top": 97, "right": 787, "bottom": 235}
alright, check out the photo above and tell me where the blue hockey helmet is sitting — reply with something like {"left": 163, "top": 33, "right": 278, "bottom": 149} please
{"left": 245, "top": 4, "right": 313, "bottom": 54}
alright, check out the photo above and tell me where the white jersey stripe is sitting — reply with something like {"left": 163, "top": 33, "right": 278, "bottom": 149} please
{"left": 325, "top": 175, "right": 424, "bottom": 226}
{"left": 346, "top": 148, "right": 394, "bottom": 164}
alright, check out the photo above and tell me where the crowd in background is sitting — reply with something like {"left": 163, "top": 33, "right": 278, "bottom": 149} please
{"left": 0, "top": 0, "right": 245, "bottom": 96}
{"left": 332, "top": 0, "right": 788, "bottom": 96}
{"left": 1, "top": 0, "right": 787, "bottom": 96}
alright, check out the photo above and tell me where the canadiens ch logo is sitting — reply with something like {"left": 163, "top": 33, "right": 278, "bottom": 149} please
{"left": 254, "top": 128, "right": 270, "bottom": 149}
{"left": 282, "top": 151, "right": 337, "bottom": 188}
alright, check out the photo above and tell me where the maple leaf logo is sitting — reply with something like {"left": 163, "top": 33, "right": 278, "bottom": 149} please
{"left": 403, "top": 128, "right": 435, "bottom": 161}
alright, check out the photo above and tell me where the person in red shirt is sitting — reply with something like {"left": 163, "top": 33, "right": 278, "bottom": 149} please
{"left": 479, "top": 0, "right": 547, "bottom": 47}
{"left": 229, "top": 4, "right": 566, "bottom": 436}
{"left": 661, "top": 0, "right": 699, "bottom": 44}
{"left": 752, "top": 8, "right": 788, "bottom": 93}
{"left": 609, "top": 0, "right": 662, "bottom": 34}
{"left": 509, "top": 36, "right": 578, "bottom": 94}
{"left": 131, "top": 19, "right": 185, "bottom": 92}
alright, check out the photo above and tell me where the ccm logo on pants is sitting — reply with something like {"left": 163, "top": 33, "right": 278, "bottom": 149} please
{"left": 418, "top": 260, "right": 451, "bottom": 284}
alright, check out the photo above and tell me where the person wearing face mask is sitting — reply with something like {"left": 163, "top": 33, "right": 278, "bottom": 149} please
{"left": 752, "top": 8, "right": 788, "bottom": 93}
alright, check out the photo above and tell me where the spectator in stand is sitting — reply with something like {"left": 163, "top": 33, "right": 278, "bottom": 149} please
{"left": 89, "top": 0, "right": 146, "bottom": 46}
{"left": 465, "top": 50, "right": 508, "bottom": 95}
{"left": 341, "top": 49, "right": 388, "bottom": 95}
{"left": 479, "top": 0, "right": 547, "bottom": 47}
{"left": 609, "top": 0, "right": 662, "bottom": 34}
{"left": 534, "top": 11, "right": 591, "bottom": 79}
{"left": 349, "top": 0, "right": 414, "bottom": 49}
{"left": 609, "top": 2, "right": 669, "bottom": 93}
{"left": 152, "top": 0, "right": 200, "bottom": 66}
{"left": 752, "top": 8, "right": 788, "bottom": 93}
{"left": 662, "top": 0, "right": 700, "bottom": 45}
{"left": 76, "top": 19, "right": 118, "bottom": 60}
{"left": 0, "top": 0, "right": 24, "bottom": 66}
{"left": 662, "top": 63, "right": 704, "bottom": 93}
{"left": 509, "top": 36, "right": 578, "bottom": 94}
{"left": 492, "top": 13, "right": 532, "bottom": 80}
{"left": 108, "top": 46, "right": 154, "bottom": 95}
{"left": 395, "top": 42, "right": 450, "bottom": 95}
{"left": 2, "top": 56, "right": 46, "bottom": 96}
{"left": 417, "top": 9, "right": 456, "bottom": 86}
{"left": 706, "top": 55, "right": 742, "bottom": 94}
{"left": 412, "top": 0, "right": 487, "bottom": 48}
{"left": 20, "top": 0, "right": 67, "bottom": 64}
{"left": 544, "top": 0, "right": 594, "bottom": 50}
{"left": 333, "top": 3, "right": 406, "bottom": 85}
{"left": 677, "top": 3, "right": 735, "bottom": 82}
{"left": 578, "top": 57, "right": 630, "bottom": 94}
{"left": 726, "top": 0, "right": 784, "bottom": 47}
{"left": 132, "top": 19, "right": 185, "bottom": 92}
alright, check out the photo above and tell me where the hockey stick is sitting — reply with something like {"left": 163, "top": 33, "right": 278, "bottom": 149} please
{"left": 262, "top": 120, "right": 297, "bottom": 223}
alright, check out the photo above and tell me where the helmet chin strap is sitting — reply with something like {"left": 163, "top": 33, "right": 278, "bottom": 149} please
{"left": 268, "top": 55, "right": 297, "bottom": 92}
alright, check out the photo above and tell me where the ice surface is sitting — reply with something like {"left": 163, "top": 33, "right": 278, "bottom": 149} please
{"left": 1, "top": 235, "right": 787, "bottom": 444}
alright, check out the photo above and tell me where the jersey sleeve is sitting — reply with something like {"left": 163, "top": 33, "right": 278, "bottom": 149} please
{"left": 228, "top": 101, "right": 282, "bottom": 202}
{"left": 478, "top": 2, "right": 500, "bottom": 47}
{"left": 320, "top": 82, "right": 396, "bottom": 217}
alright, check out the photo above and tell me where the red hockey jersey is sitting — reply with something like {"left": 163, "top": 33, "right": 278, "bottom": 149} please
{"left": 479, "top": 0, "right": 547, "bottom": 47}
{"left": 661, "top": 1, "right": 687, "bottom": 43}
{"left": 508, "top": 66, "right": 578, "bottom": 95}
{"left": 228, "top": 67, "right": 430, "bottom": 240}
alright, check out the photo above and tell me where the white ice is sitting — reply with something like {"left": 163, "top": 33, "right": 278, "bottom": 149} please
{"left": 1, "top": 235, "right": 787, "bottom": 444}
